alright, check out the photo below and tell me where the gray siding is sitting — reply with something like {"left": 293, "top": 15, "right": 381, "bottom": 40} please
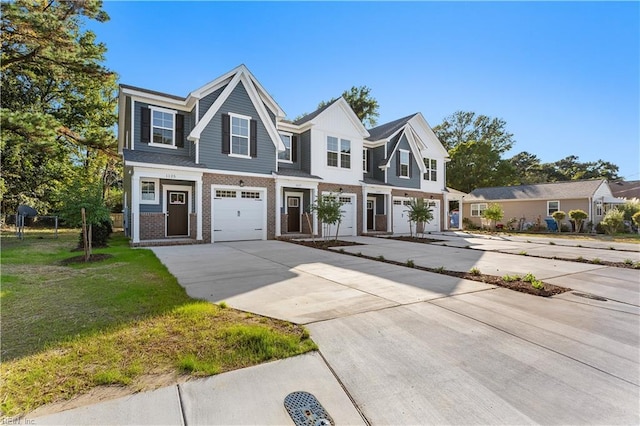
{"left": 387, "top": 134, "right": 420, "bottom": 189}
{"left": 124, "top": 166, "right": 132, "bottom": 236}
{"left": 133, "top": 101, "right": 194, "bottom": 158}
{"left": 199, "top": 86, "right": 226, "bottom": 120}
{"left": 278, "top": 132, "right": 301, "bottom": 170}
{"left": 139, "top": 179, "right": 195, "bottom": 213}
{"left": 300, "top": 130, "right": 311, "bottom": 173}
{"left": 199, "top": 81, "right": 277, "bottom": 174}
{"left": 370, "top": 145, "right": 386, "bottom": 182}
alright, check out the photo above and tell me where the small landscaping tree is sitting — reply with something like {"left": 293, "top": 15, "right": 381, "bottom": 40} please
{"left": 58, "top": 182, "right": 112, "bottom": 261}
{"left": 310, "top": 193, "right": 344, "bottom": 241}
{"left": 406, "top": 198, "right": 434, "bottom": 237}
{"left": 632, "top": 211, "right": 640, "bottom": 229}
{"left": 481, "top": 203, "right": 504, "bottom": 230}
{"left": 600, "top": 208, "right": 624, "bottom": 235}
{"left": 552, "top": 210, "right": 566, "bottom": 233}
{"left": 568, "top": 209, "right": 588, "bottom": 233}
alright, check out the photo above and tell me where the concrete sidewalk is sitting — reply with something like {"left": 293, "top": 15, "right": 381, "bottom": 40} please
{"left": 34, "top": 352, "right": 365, "bottom": 425}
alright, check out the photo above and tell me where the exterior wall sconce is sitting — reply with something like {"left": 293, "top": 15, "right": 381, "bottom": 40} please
{"left": 239, "top": 180, "right": 245, "bottom": 187}
{"left": 404, "top": 193, "right": 408, "bottom": 197}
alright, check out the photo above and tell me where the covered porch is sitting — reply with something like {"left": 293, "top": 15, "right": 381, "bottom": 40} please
{"left": 275, "top": 174, "right": 320, "bottom": 237}
{"left": 361, "top": 181, "right": 393, "bottom": 234}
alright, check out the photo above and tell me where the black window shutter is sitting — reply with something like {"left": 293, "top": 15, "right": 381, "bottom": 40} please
{"left": 291, "top": 135, "right": 298, "bottom": 162}
{"left": 409, "top": 153, "right": 413, "bottom": 177}
{"left": 396, "top": 152, "right": 400, "bottom": 176}
{"left": 141, "top": 107, "right": 150, "bottom": 143}
{"left": 175, "top": 114, "right": 184, "bottom": 148}
{"left": 250, "top": 119, "right": 258, "bottom": 157}
{"left": 221, "top": 114, "right": 230, "bottom": 154}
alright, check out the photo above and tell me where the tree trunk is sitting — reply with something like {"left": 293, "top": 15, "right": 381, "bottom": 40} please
{"left": 81, "top": 208, "right": 89, "bottom": 262}
{"left": 334, "top": 220, "right": 341, "bottom": 241}
{"left": 305, "top": 212, "right": 314, "bottom": 242}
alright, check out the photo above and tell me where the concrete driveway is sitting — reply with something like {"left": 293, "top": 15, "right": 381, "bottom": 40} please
{"left": 150, "top": 239, "right": 640, "bottom": 424}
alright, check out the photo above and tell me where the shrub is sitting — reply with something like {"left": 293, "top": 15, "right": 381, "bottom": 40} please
{"left": 502, "top": 274, "right": 521, "bottom": 282}
{"left": 469, "top": 267, "right": 481, "bottom": 276}
{"left": 600, "top": 208, "right": 625, "bottom": 235}
{"left": 481, "top": 203, "right": 504, "bottom": 230}
{"left": 435, "top": 266, "right": 445, "bottom": 273}
{"left": 633, "top": 211, "right": 640, "bottom": 228}
{"left": 568, "top": 209, "right": 588, "bottom": 233}
{"left": 552, "top": 211, "right": 566, "bottom": 232}
{"left": 78, "top": 219, "right": 112, "bottom": 248}
{"left": 406, "top": 198, "right": 434, "bottom": 237}
{"left": 623, "top": 259, "right": 633, "bottom": 265}
{"left": 462, "top": 217, "right": 478, "bottom": 230}
{"left": 522, "top": 272, "right": 537, "bottom": 283}
{"left": 406, "top": 259, "right": 415, "bottom": 268}
{"left": 531, "top": 280, "right": 544, "bottom": 290}
{"left": 519, "top": 251, "right": 527, "bottom": 256}
{"left": 591, "top": 258, "right": 602, "bottom": 264}
{"left": 619, "top": 200, "right": 640, "bottom": 221}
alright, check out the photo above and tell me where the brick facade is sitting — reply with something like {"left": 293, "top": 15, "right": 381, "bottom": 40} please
{"left": 375, "top": 214, "right": 388, "bottom": 231}
{"left": 139, "top": 213, "right": 165, "bottom": 240}
{"left": 317, "top": 183, "right": 363, "bottom": 237}
{"left": 391, "top": 189, "right": 444, "bottom": 230}
{"left": 202, "top": 173, "right": 276, "bottom": 243}
{"left": 189, "top": 213, "right": 197, "bottom": 240}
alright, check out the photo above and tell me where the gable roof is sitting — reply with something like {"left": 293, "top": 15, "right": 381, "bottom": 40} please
{"left": 609, "top": 180, "right": 640, "bottom": 199}
{"left": 291, "top": 97, "right": 369, "bottom": 138}
{"left": 293, "top": 99, "right": 340, "bottom": 125}
{"left": 187, "top": 65, "right": 285, "bottom": 151}
{"left": 466, "top": 179, "right": 608, "bottom": 202}
{"left": 366, "top": 113, "right": 417, "bottom": 141}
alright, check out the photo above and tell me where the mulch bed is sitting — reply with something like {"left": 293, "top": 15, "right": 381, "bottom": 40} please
{"left": 60, "top": 253, "right": 113, "bottom": 265}
{"left": 286, "top": 239, "right": 570, "bottom": 297}
{"left": 286, "top": 239, "right": 363, "bottom": 249}
{"left": 386, "top": 236, "right": 444, "bottom": 244}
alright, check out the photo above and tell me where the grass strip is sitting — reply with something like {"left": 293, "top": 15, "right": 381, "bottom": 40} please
{"left": 1, "top": 230, "right": 316, "bottom": 416}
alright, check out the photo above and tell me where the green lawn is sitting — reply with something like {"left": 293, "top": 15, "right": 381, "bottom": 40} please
{"left": 1, "top": 230, "right": 316, "bottom": 416}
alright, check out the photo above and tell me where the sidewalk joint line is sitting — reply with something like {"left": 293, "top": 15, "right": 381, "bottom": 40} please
{"left": 176, "top": 384, "right": 188, "bottom": 426}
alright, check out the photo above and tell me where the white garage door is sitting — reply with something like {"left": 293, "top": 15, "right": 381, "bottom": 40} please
{"left": 393, "top": 198, "right": 411, "bottom": 234}
{"left": 424, "top": 200, "right": 441, "bottom": 232}
{"left": 337, "top": 196, "right": 355, "bottom": 236}
{"left": 212, "top": 188, "right": 265, "bottom": 242}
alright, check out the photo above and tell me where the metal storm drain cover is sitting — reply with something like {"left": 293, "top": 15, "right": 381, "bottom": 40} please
{"left": 284, "top": 391, "right": 334, "bottom": 426}
{"left": 572, "top": 292, "right": 608, "bottom": 302}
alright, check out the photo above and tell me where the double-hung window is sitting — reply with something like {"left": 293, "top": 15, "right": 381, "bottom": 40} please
{"left": 279, "top": 133, "right": 292, "bottom": 162}
{"left": 140, "top": 178, "right": 159, "bottom": 204}
{"left": 547, "top": 201, "right": 560, "bottom": 216}
{"left": 230, "top": 113, "right": 250, "bottom": 157}
{"left": 399, "top": 150, "right": 410, "bottom": 178}
{"left": 151, "top": 107, "right": 175, "bottom": 146}
{"left": 471, "top": 203, "right": 487, "bottom": 217}
{"left": 327, "top": 136, "right": 351, "bottom": 169}
{"left": 423, "top": 158, "right": 437, "bottom": 181}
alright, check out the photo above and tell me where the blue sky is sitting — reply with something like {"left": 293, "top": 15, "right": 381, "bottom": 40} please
{"left": 91, "top": 1, "right": 639, "bottom": 180}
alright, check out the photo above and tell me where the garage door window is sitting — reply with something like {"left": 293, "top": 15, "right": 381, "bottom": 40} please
{"left": 216, "top": 190, "right": 237, "bottom": 198}
{"left": 241, "top": 191, "right": 261, "bottom": 199}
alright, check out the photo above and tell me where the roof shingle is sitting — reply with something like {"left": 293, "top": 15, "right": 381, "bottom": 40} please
{"left": 466, "top": 179, "right": 607, "bottom": 201}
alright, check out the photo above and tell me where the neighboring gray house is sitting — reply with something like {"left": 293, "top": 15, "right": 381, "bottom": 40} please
{"left": 462, "top": 179, "right": 625, "bottom": 230}
{"left": 118, "top": 65, "right": 450, "bottom": 245}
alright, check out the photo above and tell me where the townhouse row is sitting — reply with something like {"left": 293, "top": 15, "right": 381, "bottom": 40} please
{"left": 117, "top": 65, "right": 451, "bottom": 245}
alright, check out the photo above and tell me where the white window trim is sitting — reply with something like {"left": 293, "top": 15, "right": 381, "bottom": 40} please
{"left": 547, "top": 200, "right": 560, "bottom": 216}
{"left": 423, "top": 157, "right": 437, "bottom": 181}
{"left": 149, "top": 106, "right": 176, "bottom": 149}
{"left": 471, "top": 203, "right": 487, "bottom": 217}
{"left": 363, "top": 148, "right": 369, "bottom": 173}
{"left": 399, "top": 149, "right": 410, "bottom": 179}
{"left": 229, "top": 112, "right": 252, "bottom": 157}
{"left": 278, "top": 132, "right": 293, "bottom": 163}
{"left": 326, "top": 136, "right": 351, "bottom": 169}
{"left": 140, "top": 178, "right": 160, "bottom": 205}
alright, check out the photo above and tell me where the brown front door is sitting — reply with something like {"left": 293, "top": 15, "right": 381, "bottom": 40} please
{"left": 367, "top": 200, "right": 374, "bottom": 230}
{"left": 167, "top": 191, "right": 189, "bottom": 236}
{"left": 287, "top": 196, "right": 301, "bottom": 233}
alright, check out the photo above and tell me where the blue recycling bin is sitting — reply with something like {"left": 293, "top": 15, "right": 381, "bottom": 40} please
{"left": 544, "top": 218, "right": 558, "bottom": 232}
